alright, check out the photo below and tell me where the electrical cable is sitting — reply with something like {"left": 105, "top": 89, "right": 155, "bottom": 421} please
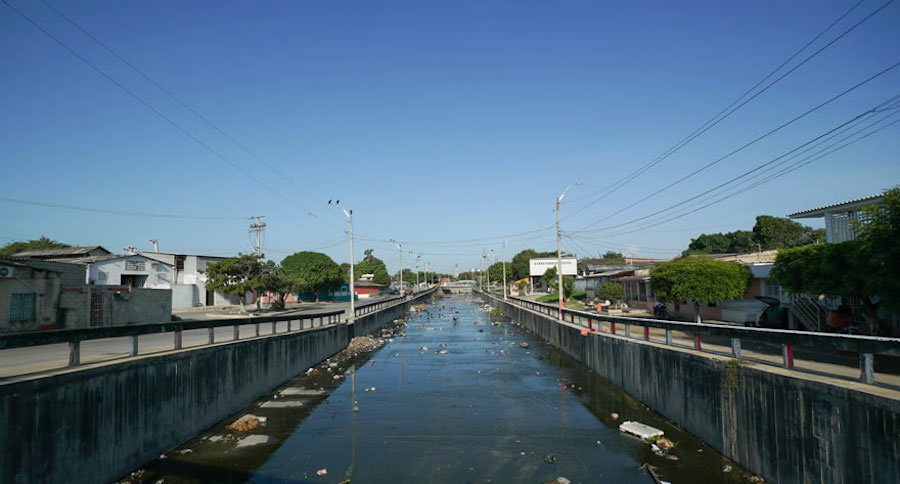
{"left": 565, "top": 0, "right": 889, "bottom": 215}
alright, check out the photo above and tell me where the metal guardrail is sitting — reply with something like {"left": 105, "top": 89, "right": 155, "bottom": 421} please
{"left": 479, "top": 290, "right": 900, "bottom": 385}
{"left": 0, "top": 286, "right": 437, "bottom": 371}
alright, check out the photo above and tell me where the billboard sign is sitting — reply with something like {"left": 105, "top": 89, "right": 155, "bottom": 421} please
{"left": 529, "top": 257, "right": 577, "bottom": 277}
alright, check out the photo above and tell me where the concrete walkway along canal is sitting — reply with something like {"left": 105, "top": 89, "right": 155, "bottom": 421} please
{"left": 126, "top": 295, "right": 756, "bottom": 483}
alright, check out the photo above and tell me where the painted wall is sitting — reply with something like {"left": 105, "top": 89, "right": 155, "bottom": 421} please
{"left": 483, "top": 294, "right": 900, "bottom": 484}
{"left": 0, "top": 267, "right": 60, "bottom": 331}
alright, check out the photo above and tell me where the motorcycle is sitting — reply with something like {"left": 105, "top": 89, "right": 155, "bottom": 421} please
{"left": 653, "top": 303, "right": 669, "bottom": 320}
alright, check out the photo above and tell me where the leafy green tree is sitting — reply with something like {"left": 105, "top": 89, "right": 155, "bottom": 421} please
{"left": 771, "top": 187, "right": 900, "bottom": 334}
{"left": 543, "top": 266, "right": 575, "bottom": 300}
{"left": 602, "top": 251, "right": 624, "bottom": 259}
{"left": 854, "top": 186, "right": 900, "bottom": 316}
{"left": 202, "top": 254, "right": 265, "bottom": 312}
{"left": 650, "top": 257, "right": 752, "bottom": 323}
{"left": 595, "top": 282, "right": 624, "bottom": 303}
{"left": 753, "top": 215, "right": 823, "bottom": 250}
{"left": 281, "top": 251, "right": 344, "bottom": 302}
{"left": 0, "top": 236, "right": 71, "bottom": 256}
{"left": 510, "top": 249, "right": 556, "bottom": 280}
{"left": 683, "top": 230, "right": 754, "bottom": 255}
{"left": 355, "top": 249, "right": 391, "bottom": 286}
{"left": 488, "top": 262, "right": 505, "bottom": 287}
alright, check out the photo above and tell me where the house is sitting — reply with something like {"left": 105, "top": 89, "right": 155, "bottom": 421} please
{"left": 620, "top": 250, "right": 781, "bottom": 325}
{"left": 48, "top": 254, "right": 173, "bottom": 288}
{"left": 0, "top": 257, "right": 171, "bottom": 331}
{"left": 788, "top": 193, "right": 883, "bottom": 243}
{"left": 141, "top": 251, "right": 241, "bottom": 308}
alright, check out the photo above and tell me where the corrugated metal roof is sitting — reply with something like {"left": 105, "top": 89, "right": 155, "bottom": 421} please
{"left": 788, "top": 194, "right": 883, "bottom": 218}
{"left": 13, "top": 245, "right": 110, "bottom": 257}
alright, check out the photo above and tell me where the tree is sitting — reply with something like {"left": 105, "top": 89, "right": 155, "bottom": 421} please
{"left": 683, "top": 230, "right": 754, "bottom": 255}
{"left": 595, "top": 282, "right": 624, "bottom": 303}
{"left": 752, "top": 215, "right": 823, "bottom": 250}
{"left": 543, "top": 266, "right": 575, "bottom": 299}
{"left": 602, "top": 251, "right": 624, "bottom": 259}
{"left": 202, "top": 254, "right": 266, "bottom": 312}
{"left": 771, "top": 187, "right": 900, "bottom": 334}
{"left": 0, "top": 236, "right": 71, "bottom": 256}
{"left": 682, "top": 216, "right": 823, "bottom": 256}
{"left": 281, "top": 251, "right": 344, "bottom": 302}
{"left": 355, "top": 249, "right": 391, "bottom": 286}
{"left": 650, "top": 257, "right": 752, "bottom": 324}
{"left": 488, "top": 262, "right": 505, "bottom": 286}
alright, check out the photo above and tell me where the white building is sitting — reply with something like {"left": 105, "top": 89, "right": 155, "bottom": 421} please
{"left": 51, "top": 254, "right": 174, "bottom": 288}
{"left": 141, "top": 251, "right": 240, "bottom": 308}
{"left": 788, "top": 193, "right": 883, "bottom": 243}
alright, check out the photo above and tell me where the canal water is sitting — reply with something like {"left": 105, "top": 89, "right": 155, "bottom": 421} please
{"left": 128, "top": 296, "right": 754, "bottom": 484}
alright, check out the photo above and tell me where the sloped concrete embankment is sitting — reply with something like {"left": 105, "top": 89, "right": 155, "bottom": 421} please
{"left": 0, "top": 295, "right": 431, "bottom": 484}
{"left": 482, "top": 295, "right": 900, "bottom": 484}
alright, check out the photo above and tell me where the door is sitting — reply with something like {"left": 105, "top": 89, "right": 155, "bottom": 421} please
{"left": 90, "top": 292, "right": 103, "bottom": 327}
{"left": 206, "top": 290, "right": 215, "bottom": 306}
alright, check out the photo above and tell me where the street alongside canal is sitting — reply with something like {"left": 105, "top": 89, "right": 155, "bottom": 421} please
{"left": 126, "top": 295, "right": 755, "bottom": 484}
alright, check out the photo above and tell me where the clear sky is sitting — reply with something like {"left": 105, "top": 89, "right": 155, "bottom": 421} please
{"left": 2, "top": 0, "right": 898, "bottom": 274}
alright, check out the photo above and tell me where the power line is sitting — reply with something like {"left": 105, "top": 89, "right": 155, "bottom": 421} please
{"left": 568, "top": 98, "right": 900, "bottom": 239}
{"left": 575, "top": 60, "right": 900, "bottom": 231}
{"left": 0, "top": 196, "right": 247, "bottom": 220}
{"left": 36, "top": 0, "right": 331, "bottom": 220}
{"left": 566, "top": 0, "right": 888, "bottom": 215}
{"left": 1, "top": 0, "right": 328, "bottom": 222}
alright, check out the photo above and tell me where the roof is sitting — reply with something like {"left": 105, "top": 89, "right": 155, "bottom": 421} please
{"left": 0, "top": 258, "right": 68, "bottom": 273}
{"left": 788, "top": 193, "right": 884, "bottom": 219}
{"left": 578, "top": 269, "right": 634, "bottom": 279}
{"left": 705, "top": 249, "right": 779, "bottom": 265}
{"left": 13, "top": 245, "right": 110, "bottom": 258}
{"left": 143, "top": 251, "right": 231, "bottom": 260}
{"left": 48, "top": 254, "right": 170, "bottom": 265}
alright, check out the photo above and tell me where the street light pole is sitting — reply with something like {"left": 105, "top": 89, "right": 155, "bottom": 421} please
{"left": 328, "top": 200, "right": 354, "bottom": 322}
{"left": 502, "top": 240, "right": 508, "bottom": 301}
{"left": 415, "top": 255, "right": 420, "bottom": 292}
{"left": 556, "top": 182, "right": 581, "bottom": 320}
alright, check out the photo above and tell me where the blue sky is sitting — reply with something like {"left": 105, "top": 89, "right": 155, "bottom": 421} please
{"left": 2, "top": 0, "right": 898, "bottom": 273}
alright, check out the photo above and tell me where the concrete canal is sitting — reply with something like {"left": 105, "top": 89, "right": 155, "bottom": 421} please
{"left": 123, "top": 295, "right": 756, "bottom": 483}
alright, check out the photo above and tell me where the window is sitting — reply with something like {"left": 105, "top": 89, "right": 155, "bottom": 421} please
{"left": 125, "top": 261, "right": 145, "bottom": 271}
{"left": 10, "top": 293, "right": 36, "bottom": 321}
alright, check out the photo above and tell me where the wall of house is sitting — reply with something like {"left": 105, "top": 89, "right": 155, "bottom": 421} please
{"left": 171, "top": 284, "right": 199, "bottom": 309}
{"left": 88, "top": 256, "right": 173, "bottom": 288}
{"left": 88, "top": 287, "right": 172, "bottom": 326}
{"left": 0, "top": 268, "right": 60, "bottom": 332}
{"left": 482, "top": 294, "right": 900, "bottom": 484}
{"left": 58, "top": 288, "right": 89, "bottom": 329}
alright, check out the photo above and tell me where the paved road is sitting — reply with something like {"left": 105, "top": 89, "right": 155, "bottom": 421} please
{"left": 0, "top": 297, "right": 391, "bottom": 380}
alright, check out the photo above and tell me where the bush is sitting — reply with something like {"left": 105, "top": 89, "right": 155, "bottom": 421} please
{"left": 490, "top": 308, "right": 503, "bottom": 321}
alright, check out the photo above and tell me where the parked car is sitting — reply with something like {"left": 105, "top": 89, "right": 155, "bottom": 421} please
{"left": 754, "top": 296, "right": 788, "bottom": 329}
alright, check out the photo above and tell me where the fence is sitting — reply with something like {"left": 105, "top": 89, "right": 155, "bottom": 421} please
{"left": 0, "top": 287, "right": 436, "bottom": 372}
{"left": 480, "top": 291, "right": 900, "bottom": 385}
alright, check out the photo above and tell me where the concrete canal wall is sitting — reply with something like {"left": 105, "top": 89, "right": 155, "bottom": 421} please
{"left": 0, "top": 292, "right": 432, "bottom": 484}
{"left": 482, "top": 294, "right": 900, "bottom": 484}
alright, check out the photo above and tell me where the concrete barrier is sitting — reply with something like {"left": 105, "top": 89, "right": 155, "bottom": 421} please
{"left": 482, "top": 293, "right": 900, "bottom": 484}
{"left": 0, "top": 290, "right": 434, "bottom": 484}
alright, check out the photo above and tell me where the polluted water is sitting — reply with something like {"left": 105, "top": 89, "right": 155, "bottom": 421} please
{"left": 121, "top": 295, "right": 758, "bottom": 484}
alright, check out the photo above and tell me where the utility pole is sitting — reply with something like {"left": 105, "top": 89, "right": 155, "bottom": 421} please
{"left": 415, "top": 254, "right": 420, "bottom": 293}
{"left": 502, "top": 240, "right": 508, "bottom": 300}
{"left": 482, "top": 249, "right": 488, "bottom": 291}
{"left": 556, "top": 182, "right": 580, "bottom": 320}
{"left": 249, "top": 216, "right": 267, "bottom": 258}
{"left": 328, "top": 201, "right": 354, "bottom": 322}
{"left": 392, "top": 241, "right": 403, "bottom": 296}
